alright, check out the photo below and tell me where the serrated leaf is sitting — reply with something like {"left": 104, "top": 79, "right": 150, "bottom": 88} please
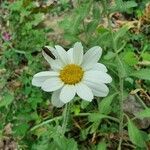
{"left": 54, "top": 136, "right": 78, "bottom": 150}
{"left": 98, "top": 93, "right": 117, "bottom": 114}
{"left": 130, "top": 69, "right": 150, "bottom": 80}
{"left": 136, "top": 108, "right": 150, "bottom": 118}
{"left": 128, "top": 118, "right": 146, "bottom": 148}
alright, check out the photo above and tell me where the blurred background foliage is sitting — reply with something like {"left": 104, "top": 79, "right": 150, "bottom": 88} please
{"left": 0, "top": 0, "right": 150, "bottom": 149}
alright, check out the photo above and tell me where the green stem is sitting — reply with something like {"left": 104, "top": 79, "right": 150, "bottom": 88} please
{"left": 30, "top": 113, "right": 119, "bottom": 132}
{"left": 61, "top": 103, "right": 71, "bottom": 135}
{"left": 106, "top": 7, "right": 125, "bottom": 149}
{"left": 118, "top": 77, "right": 124, "bottom": 150}
{"left": 116, "top": 42, "right": 126, "bottom": 54}
{"left": 7, "top": 42, "right": 26, "bottom": 54}
{"left": 30, "top": 116, "right": 62, "bottom": 131}
{"left": 74, "top": 113, "right": 119, "bottom": 123}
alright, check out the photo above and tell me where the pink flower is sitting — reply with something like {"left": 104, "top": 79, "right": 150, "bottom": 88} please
{"left": 2, "top": 32, "right": 11, "bottom": 41}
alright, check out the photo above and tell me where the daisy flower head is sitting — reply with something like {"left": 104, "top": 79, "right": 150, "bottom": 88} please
{"left": 32, "top": 42, "right": 112, "bottom": 107}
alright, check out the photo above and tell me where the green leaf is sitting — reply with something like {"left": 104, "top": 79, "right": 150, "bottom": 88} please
{"left": 14, "top": 123, "right": 29, "bottom": 136}
{"left": 59, "top": 18, "right": 71, "bottom": 31}
{"left": 136, "top": 108, "right": 150, "bottom": 118}
{"left": 128, "top": 118, "right": 146, "bottom": 148}
{"left": 88, "top": 113, "right": 107, "bottom": 122}
{"left": 63, "top": 33, "right": 79, "bottom": 43}
{"left": 95, "top": 28, "right": 112, "bottom": 47}
{"left": 116, "top": 56, "right": 132, "bottom": 78}
{"left": 97, "top": 141, "right": 107, "bottom": 150}
{"left": 70, "top": 16, "right": 82, "bottom": 34}
{"left": 130, "top": 69, "right": 150, "bottom": 80}
{"left": 31, "top": 13, "right": 44, "bottom": 26}
{"left": 81, "top": 101, "right": 90, "bottom": 109}
{"left": 87, "top": 20, "right": 99, "bottom": 33}
{"left": 53, "top": 136, "right": 78, "bottom": 150}
{"left": 60, "top": 1, "right": 91, "bottom": 35}
{"left": 97, "top": 26, "right": 109, "bottom": 34}
{"left": 93, "top": 3, "right": 101, "bottom": 20}
{"left": 114, "top": 25, "right": 129, "bottom": 43}
{"left": 123, "top": 52, "right": 138, "bottom": 66}
{"left": 59, "top": 16, "right": 82, "bottom": 35}
{"left": 148, "top": 134, "right": 150, "bottom": 141}
{"left": 9, "top": 0, "right": 23, "bottom": 11}
{"left": 98, "top": 93, "right": 117, "bottom": 114}
{"left": 141, "top": 52, "right": 150, "bottom": 61}
{"left": 28, "top": 95, "right": 42, "bottom": 110}
{"left": 90, "top": 121, "right": 100, "bottom": 133}
{"left": 0, "top": 92, "right": 14, "bottom": 108}
{"left": 110, "top": 0, "right": 137, "bottom": 12}
{"left": 76, "top": 2, "right": 91, "bottom": 19}
{"left": 104, "top": 51, "right": 116, "bottom": 60}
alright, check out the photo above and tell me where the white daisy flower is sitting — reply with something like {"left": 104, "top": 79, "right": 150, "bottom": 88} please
{"left": 32, "top": 42, "right": 112, "bottom": 107}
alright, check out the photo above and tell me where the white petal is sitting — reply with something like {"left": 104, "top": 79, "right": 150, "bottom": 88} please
{"left": 67, "top": 48, "right": 73, "bottom": 63}
{"left": 55, "top": 45, "right": 69, "bottom": 65}
{"left": 32, "top": 71, "right": 59, "bottom": 87}
{"left": 60, "top": 85, "right": 76, "bottom": 103}
{"left": 42, "top": 49, "right": 64, "bottom": 71}
{"left": 33, "top": 71, "right": 59, "bottom": 77}
{"left": 50, "top": 59, "right": 64, "bottom": 71}
{"left": 84, "top": 70, "right": 112, "bottom": 84}
{"left": 82, "top": 46, "right": 102, "bottom": 70}
{"left": 42, "top": 77, "right": 64, "bottom": 92}
{"left": 92, "top": 63, "right": 107, "bottom": 72}
{"left": 84, "top": 80, "right": 109, "bottom": 97}
{"left": 75, "top": 82, "right": 93, "bottom": 101}
{"left": 73, "top": 42, "right": 83, "bottom": 65}
{"left": 51, "top": 90, "right": 64, "bottom": 108}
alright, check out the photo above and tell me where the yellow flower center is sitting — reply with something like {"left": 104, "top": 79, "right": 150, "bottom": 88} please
{"left": 59, "top": 64, "right": 84, "bottom": 85}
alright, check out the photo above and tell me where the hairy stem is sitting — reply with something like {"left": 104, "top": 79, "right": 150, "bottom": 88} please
{"left": 30, "top": 116, "right": 62, "bottom": 131}
{"left": 118, "top": 77, "right": 124, "bottom": 150}
{"left": 106, "top": 6, "right": 125, "bottom": 149}
{"left": 61, "top": 103, "right": 71, "bottom": 135}
{"left": 30, "top": 113, "right": 119, "bottom": 132}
